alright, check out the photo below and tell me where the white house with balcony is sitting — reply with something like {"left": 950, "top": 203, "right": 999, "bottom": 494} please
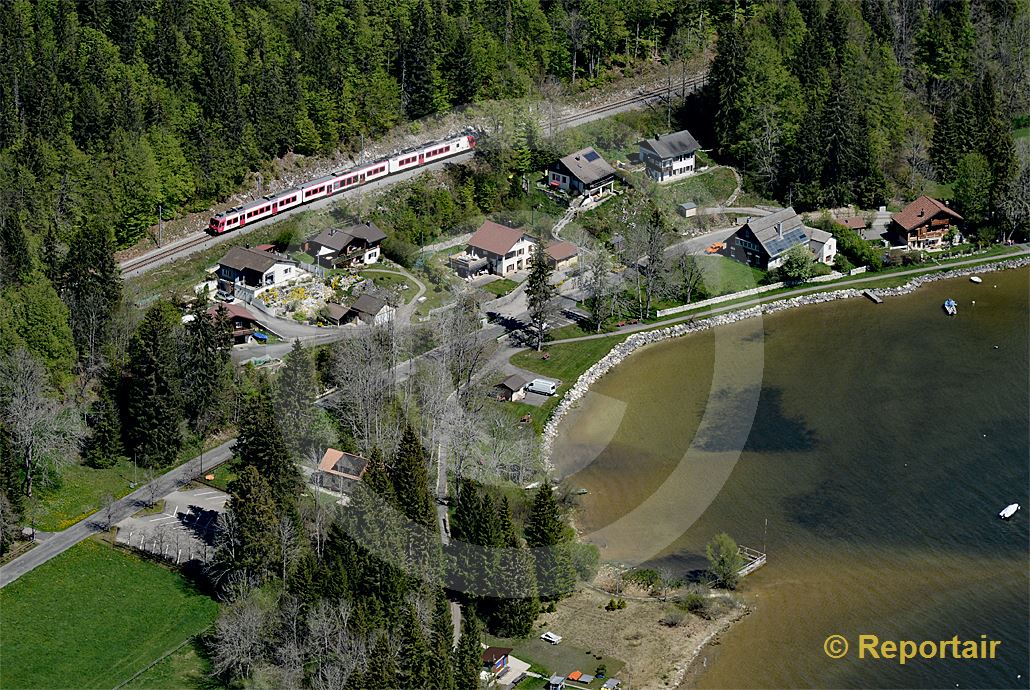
{"left": 638, "top": 129, "right": 700, "bottom": 183}
{"left": 450, "top": 220, "right": 535, "bottom": 278}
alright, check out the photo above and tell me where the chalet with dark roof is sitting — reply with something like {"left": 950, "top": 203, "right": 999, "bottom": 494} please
{"left": 638, "top": 129, "right": 700, "bottom": 182}
{"left": 303, "top": 222, "right": 387, "bottom": 267}
{"left": 888, "top": 196, "right": 963, "bottom": 250}
{"left": 724, "top": 207, "right": 835, "bottom": 270}
{"left": 208, "top": 302, "right": 260, "bottom": 344}
{"left": 547, "top": 147, "right": 616, "bottom": 199}
{"left": 216, "top": 246, "right": 297, "bottom": 295}
{"left": 340, "top": 294, "right": 395, "bottom": 326}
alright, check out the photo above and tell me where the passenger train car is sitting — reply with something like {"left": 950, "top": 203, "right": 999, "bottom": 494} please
{"left": 207, "top": 133, "right": 477, "bottom": 234}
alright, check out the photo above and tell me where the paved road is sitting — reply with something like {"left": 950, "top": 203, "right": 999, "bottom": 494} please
{"left": 551, "top": 247, "right": 1030, "bottom": 345}
{"left": 0, "top": 441, "right": 236, "bottom": 588}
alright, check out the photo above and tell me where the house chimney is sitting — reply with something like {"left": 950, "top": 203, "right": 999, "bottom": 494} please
{"left": 329, "top": 228, "right": 336, "bottom": 236}
{"left": 656, "top": 133, "right": 661, "bottom": 140}
{"left": 777, "top": 221, "right": 783, "bottom": 239}
{"left": 918, "top": 209, "right": 925, "bottom": 218}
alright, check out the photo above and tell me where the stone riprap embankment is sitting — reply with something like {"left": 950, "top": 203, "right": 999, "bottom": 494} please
{"left": 540, "top": 256, "right": 1030, "bottom": 463}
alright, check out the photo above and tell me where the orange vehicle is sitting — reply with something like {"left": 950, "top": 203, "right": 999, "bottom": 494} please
{"left": 705, "top": 242, "right": 725, "bottom": 254}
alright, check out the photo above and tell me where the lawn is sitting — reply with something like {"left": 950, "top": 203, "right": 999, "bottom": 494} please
{"left": 481, "top": 278, "right": 519, "bottom": 297}
{"left": 483, "top": 633, "right": 624, "bottom": 688}
{"left": 0, "top": 540, "right": 219, "bottom": 689}
{"left": 695, "top": 254, "right": 766, "bottom": 296}
{"left": 1013, "top": 127, "right": 1029, "bottom": 142}
{"left": 510, "top": 336, "right": 629, "bottom": 431}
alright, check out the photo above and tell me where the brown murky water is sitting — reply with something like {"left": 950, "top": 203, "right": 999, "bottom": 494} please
{"left": 552, "top": 268, "right": 1030, "bottom": 689}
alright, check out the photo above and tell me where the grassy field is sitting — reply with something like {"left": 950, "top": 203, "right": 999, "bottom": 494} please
{"left": 32, "top": 433, "right": 233, "bottom": 532}
{"left": 482, "top": 278, "right": 519, "bottom": 297}
{"left": 0, "top": 540, "right": 219, "bottom": 689}
{"left": 33, "top": 459, "right": 138, "bottom": 531}
{"left": 652, "top": 166, "right": 738, "bottom": 208}
{"left": 1013, "top": 127, "right": 1029, "bottom": 142}
{"left": 124, "top": 638, "right": 222, "bottom": 690}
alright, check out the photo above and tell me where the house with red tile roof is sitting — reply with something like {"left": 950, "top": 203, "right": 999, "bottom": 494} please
{"left": 888, "top": 196, "right": 963, "bottom": 250}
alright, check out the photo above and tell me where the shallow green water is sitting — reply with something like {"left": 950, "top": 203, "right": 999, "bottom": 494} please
{"left": 552, "top": 268, "right": 1029, "bottom": 689}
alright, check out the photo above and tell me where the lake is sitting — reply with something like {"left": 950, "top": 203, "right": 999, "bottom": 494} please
{"left": 552, "top": 268, "right": 1029, "bottom": 689}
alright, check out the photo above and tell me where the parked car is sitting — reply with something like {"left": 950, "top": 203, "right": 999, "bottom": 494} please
{"left": 526, "top": 378, "right": 557, "bottom": 396}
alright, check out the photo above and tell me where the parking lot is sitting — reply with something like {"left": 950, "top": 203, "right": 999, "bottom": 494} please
{"left": 114, "top": 486, "right": 228, "bottom": 564}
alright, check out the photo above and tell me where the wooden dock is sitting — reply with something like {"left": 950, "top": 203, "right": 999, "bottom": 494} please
{"left": 736, "top": 545, "right": 767, "bottom": 578}
{"left": 862, "top": 289, "right": 883, "bottom": 304}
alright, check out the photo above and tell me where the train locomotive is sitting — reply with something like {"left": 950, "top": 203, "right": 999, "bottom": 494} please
{"left": 207, "top": 132, "right": 477, "bottom": 234}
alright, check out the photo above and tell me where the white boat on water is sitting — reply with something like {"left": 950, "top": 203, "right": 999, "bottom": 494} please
{"left": 943, "top": 298, "right": 958, "bottom": 315}
{"left": 999, "top": 503, "right": 1020, "bottom": 520}
{"left": 970, "top": 276, "right": 983, "bottom": 284}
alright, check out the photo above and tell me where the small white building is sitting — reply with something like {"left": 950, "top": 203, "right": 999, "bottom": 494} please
{"left": 808, "top": 228, "right": 837, "bottom": 265}
{"left": 638, "top": 129, "right": 700, "bottom": 182}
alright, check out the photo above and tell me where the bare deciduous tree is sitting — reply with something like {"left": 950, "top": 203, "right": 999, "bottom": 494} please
{"left": 210, "top": 594, "right": 268, "bottom": 681}
{"left": 276, "top": 516, "right": 300, "bottom": 582}
{"left": 0, "top": 348, "right": 83, "bottom": 497}
{"left": 331, "top": 323, "right": 399, "bottom": 453}
{"left": 441, "top": 290, "right": 487, "bottom": 398}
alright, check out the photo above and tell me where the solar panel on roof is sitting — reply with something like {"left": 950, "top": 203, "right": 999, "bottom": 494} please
{"left": 584, "top": 150, "right": 600, "bottom": 161}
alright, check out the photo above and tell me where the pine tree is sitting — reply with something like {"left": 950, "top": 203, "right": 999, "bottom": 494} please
{"left": 83, "top": 364, "right": 123, "bottom": 468}
{"left": 491, "top": 497, "right": 540, "bottom": 637}
{"left": 363, "top": 446, "right": 398, "bottom": 505}
{"left": 60, "top": 222, "right": 122, "bottom": 368}
{"left": 182, "top": 303, "right": 232, "bottom": 434}
{"left": 275, "top": 339, "right": 318, "bottom": 458}
{"left": 390, "top": 425, "right": 437, "bottom": 529}
{"left": 126, "top": 301, "right": 183, "bottom": 467}
{"left": 359, "top": 632, "right": 399, "bottom": 690}
{"left": 525, "top": 240, "right": 556, "bottom": 351}
{"left": 232, "top": 379, "right": 301, "bottom": 515}
{"left": 398, "top": 602, "right": 434, "bottom": 688}
{"left": 402, "top": 0, "right": 446, "bottom": 119}
{"left": 224, "top": 465, "right": 279, "bottom": 578}
{"left": 429, "top": 589, "right": 456, "bottom": 689}
{"left": 525, "top": 484, "right": 576, "bottom": 601}
{"left": 452, "top": 609, "right": 483, "bottom": 690}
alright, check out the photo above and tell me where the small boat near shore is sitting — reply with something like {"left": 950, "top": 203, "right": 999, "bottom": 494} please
{"left": 943, "top": 298, "right": 958, "bottom": 315}
{"left": 999, "top": 503, "right": 1020, "bottom": 520}
{"left": 970, "top": 276, "right": 983, "bottom": 284}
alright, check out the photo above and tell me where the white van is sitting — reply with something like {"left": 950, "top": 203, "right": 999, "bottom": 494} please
{"left": 526, "top": 378, "right": 557, "bottom": 396}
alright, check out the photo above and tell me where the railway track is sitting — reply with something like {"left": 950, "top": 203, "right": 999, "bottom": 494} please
{"left": 119, "top": 70, "right": 709, "bottom": 277}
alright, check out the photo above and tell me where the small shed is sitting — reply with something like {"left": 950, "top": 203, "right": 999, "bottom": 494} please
{"left": 481, "top": 646, "right": 512, "bottom": 675}
{"left": 677, "top": 202, "right": 698, "bottom": 218}
{"left": 496, "top": 374, "right": 528, "bottom": 402}
{"left": 548, "top": 675, "right": 567, "bottom": 690}
{"left": 840, "top": 216, "right": 867, "bottom": 231}
{"left": 602, "top": 680, "right": 622, "bottom": 689}
{"left": 324, "top": 303, "right": 349, "bottom": 325}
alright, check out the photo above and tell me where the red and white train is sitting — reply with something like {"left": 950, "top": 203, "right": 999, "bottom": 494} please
{"left": 207, "top": 133, "right": 477, "bottom": 234}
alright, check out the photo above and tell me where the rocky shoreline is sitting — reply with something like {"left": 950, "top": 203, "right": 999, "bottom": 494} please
{"left": 541, "top": 256, "right": 1030, "bottom": 463}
